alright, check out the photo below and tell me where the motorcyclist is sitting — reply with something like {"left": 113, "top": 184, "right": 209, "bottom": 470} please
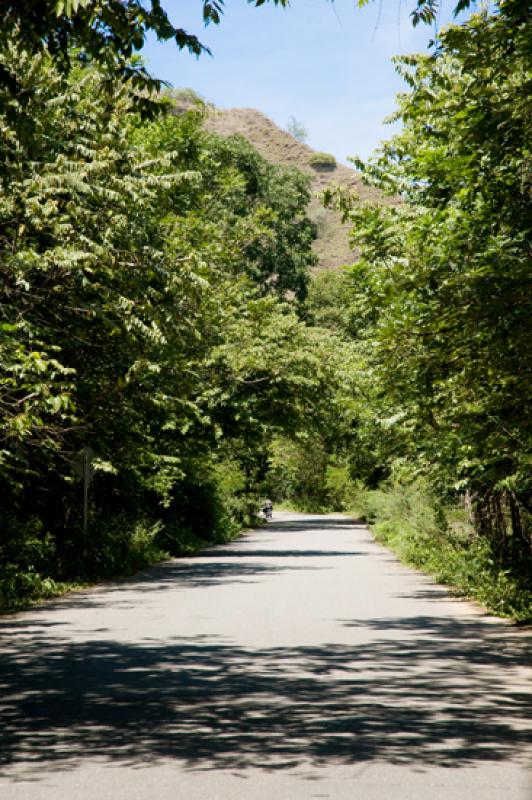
{"left": 262, "top": 498, "right": 273, "bottom": 521}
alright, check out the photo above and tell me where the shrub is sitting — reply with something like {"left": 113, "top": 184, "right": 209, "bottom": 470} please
{"left": 309, "top": 152, "right": 337, "bottom": 171}
{"left": 325, "top": 463, "right": 357, "bottom": 510}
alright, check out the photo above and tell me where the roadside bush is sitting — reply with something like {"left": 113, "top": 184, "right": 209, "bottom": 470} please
{"left": 84, "top": 515, "right": 168, "bottom": 577}
{"left": 213, "top": 457, "right": 261, "bottom": 528}
{"left": 324, "top": 463, "right": 357, "bottom": 510}
{"left": 263, "top": 436, "right": 329, "bottom": 511}
{"left": 0, "top": 512, "right": 62, "bottom": 610}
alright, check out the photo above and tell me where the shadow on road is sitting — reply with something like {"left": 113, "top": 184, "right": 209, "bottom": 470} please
{"left": 0, "top": 517, "right": 364, "bottom": 612}
{"left": 200, "top": 549, "right": 364, "bottom": 558}
{"left": 0, "top": 514, "right": 530, "bottom": 778}
{"left": 1, "top": 620, "right": 530, "bottom": 776}
{"left": 264, "top": 517, "right": 365, "bottom": 534}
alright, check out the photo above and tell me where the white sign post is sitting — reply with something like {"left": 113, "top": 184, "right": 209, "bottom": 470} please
{"left": 72, "top": 447, "right": 95, "bottom": 532}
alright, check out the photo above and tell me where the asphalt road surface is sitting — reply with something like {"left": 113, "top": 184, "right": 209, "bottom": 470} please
{"left": 1, "top": 512, "right": 531, "bottom": 799}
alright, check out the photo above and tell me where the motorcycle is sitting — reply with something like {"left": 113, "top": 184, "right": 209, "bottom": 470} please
{"left": 260, "top": 500, "right": 273, "bottom": 521}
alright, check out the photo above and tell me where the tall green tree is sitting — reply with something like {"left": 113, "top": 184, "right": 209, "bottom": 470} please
{"left": 334, "top": 6, "right": 531, "bottom": 563}
{"left": 0, "top": 39, "right": 329, "bottom": 604}
{"left": 0, "top": 0, "right": 289, "bottom": 97}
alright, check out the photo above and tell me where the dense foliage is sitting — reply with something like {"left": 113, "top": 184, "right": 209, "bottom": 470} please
{"left": 1, "top": 1, "right": 530, "bottom": 623}
{"left": 0, "top": 0, "right": 291, "bottom": 101}
{"left": 324, "top": 4, "right": 531, "bottom": 610}
{"left": 0, "top": 38, "right": 353, "bottom": 607}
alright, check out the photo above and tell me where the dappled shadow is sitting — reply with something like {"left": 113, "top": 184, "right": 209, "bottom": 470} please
{"left": 341, "top": 616, "right": 532, "bottom": 666}
{"left": 264, "top": 517, "right": 364, "bottom": 534}
{"left": 199, "top": 549, "right": 364, "bottom": 558}
{"left": 115, "top": 559, "right": 311, "bottom": 589}
{"left": 0, "top": 619, "right": 67, "bottom": 633}
{"left": 2, "top": 515, "right": 530, "bottom": 779}
{"left": 1, "top": 617, "right": 530, "bottom": 778}
{"left": 395, "top": 586, "right": 456, "bottom": 603}
{"left": 0, "top": 518, "right": 363, "bottom": 614}
{"left": 6, "top": 559, "right": 318, "bottom": 613}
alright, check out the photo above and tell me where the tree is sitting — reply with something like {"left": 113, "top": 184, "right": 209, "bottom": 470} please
{"left": 0, "top": 39, "right": 327, "bottom": 604}
{"left": 358, "top": 1, "right": 529, "bottom": 27}
{"left": 287, "top": 116, "right": 309, "bottom": 144}
{"left": 335, "top": 6, "right": 532, "bottom": 564}
{"left": 0, "top": 1, "right": 289, "bottom": 96}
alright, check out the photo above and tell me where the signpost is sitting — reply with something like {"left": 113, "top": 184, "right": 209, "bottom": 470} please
{"left": 72, "top": 447, "right": 95, "bottom": 532}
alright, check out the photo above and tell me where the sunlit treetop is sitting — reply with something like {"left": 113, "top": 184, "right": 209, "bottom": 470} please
{"left": 2, "top": 1, "right": 526, "bottom": 99}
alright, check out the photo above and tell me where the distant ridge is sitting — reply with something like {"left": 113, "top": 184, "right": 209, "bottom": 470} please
{"left": 204, "top": 107, "right": 384, "bottom": 271}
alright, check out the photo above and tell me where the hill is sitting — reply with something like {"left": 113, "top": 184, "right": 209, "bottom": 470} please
{"left": 204, "top": 107, "right": 384, "bottom": 271}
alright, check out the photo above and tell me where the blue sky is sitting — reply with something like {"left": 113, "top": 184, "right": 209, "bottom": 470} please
{"left": 142, "top": 1, "right": 474, "bottom": 164}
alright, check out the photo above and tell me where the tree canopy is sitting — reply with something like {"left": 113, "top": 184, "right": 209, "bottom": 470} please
{"left": 326, "top": 3, "right": 532, "bottom": 565}
{"left": 0, "top": 37, "right": 355, "bottom": 605}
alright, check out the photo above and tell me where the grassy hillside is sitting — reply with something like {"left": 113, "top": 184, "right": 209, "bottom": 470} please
{"left": 204, "top": 107, "right": 385, "bottom": 271}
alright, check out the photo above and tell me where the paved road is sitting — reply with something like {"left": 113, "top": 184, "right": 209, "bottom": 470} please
{"left": 1, "top": 512, "right": 531, "bottom": 799}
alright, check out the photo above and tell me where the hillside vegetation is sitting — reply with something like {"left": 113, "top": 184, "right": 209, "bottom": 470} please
{"left": 205, "top": 107, "right": 387, "bottom": 270}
